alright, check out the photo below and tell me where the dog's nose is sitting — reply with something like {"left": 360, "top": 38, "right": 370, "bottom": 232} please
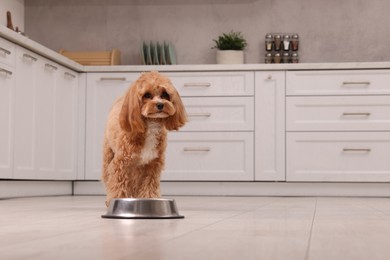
{"left": 156, "top": 103, "right": 164, "bottom": 111}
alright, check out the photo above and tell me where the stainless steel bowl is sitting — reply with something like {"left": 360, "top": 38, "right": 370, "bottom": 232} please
{"left": 101, "top": 198, "right": 184, "bottom": 219}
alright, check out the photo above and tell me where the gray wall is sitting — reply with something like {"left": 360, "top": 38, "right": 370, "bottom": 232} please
{"left": 25, "top": 0, "right": 390, "bottom": 65}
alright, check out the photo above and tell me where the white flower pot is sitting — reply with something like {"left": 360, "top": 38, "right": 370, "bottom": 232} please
{"left": 216, "top": 50, "right": 244, "bottom": 64}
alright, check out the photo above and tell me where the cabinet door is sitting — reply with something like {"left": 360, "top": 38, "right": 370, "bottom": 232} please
{"left": 85, "top": 73, "right": 139, "bottom": 180}
{"left": 255, "top": 72, "right": 286, "bottom": 181}
{"left": 13, "top": 47, "right": 40, "bottom": 179}
{"left": 0, "top": 64, "right": 14, "bottom": 178}
{"left": 0, "top": 37, "right": 16, "bottom": 67}
{"left": 55, "top": 68, "right": 79, "bottom": 180}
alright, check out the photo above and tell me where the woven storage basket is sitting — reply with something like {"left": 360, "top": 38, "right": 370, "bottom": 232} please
{"left": 59, "top": 48, "right": 121, "bottom": 65}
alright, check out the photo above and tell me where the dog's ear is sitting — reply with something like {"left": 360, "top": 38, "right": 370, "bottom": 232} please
{"left": 165, "top": 88, "right": 187, "bottom": 131}
{"left": 119, "top": 84, "right": 145, "bottom": 135}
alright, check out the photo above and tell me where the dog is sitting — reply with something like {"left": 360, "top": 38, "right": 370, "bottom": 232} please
{"left": 101, "top": 71, "right": 187, "bottom": 206}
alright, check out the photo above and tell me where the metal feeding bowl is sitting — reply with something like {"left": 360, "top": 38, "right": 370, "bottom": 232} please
{"left": 101, "top": 198, "right": 184, "bottom": 219}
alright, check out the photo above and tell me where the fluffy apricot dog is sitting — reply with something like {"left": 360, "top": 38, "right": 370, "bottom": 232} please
{"left": 102, "top": 71, "right": 187, "bottom": 206}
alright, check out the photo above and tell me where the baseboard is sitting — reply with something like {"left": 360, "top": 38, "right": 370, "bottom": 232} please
{"left": 73, "top": 181, "right": 390, "bottom": 197}
{"left": 2, "top": 180, "right": 390, "bottom": 199}
{"left": 0, "top": 180, "right": 72, "bottom": 199}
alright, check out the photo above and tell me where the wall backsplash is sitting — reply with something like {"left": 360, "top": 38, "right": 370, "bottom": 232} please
{"left": 25, "top": 0, "right": 390, "bottom": 65}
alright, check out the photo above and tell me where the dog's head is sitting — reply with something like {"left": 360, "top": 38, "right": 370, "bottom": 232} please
{"left": 119, "top": 71, "right": 187, "bottom": 135}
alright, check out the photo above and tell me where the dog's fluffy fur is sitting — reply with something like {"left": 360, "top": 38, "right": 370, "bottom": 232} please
{"left": 102, "top": 71, "right": 187, "bottom": 206}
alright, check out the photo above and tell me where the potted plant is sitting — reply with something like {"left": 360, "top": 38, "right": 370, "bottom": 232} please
{"left": 212, "top": 31, "right": 248, "bottom": 64}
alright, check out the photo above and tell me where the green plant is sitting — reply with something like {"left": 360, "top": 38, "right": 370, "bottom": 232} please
{"left": 212, "top": 31, "right": 248, "bottom": 50}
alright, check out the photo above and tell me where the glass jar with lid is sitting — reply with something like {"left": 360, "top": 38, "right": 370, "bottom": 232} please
{"left": 265, "top": 34, "right": 273, "bottom": 51}
{"left": 291, "top": 34, "right": 299, "bottom": 51}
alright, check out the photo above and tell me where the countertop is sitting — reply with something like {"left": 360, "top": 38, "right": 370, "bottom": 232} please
{"left": 3, "top": 25, "right": 390, "bottom": 73}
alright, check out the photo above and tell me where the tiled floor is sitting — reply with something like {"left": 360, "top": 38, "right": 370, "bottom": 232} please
{"left": 1, "top": 196, "right": 390, "bottom": 260}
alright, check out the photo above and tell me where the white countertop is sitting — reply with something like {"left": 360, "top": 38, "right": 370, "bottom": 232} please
{"left": 3, "top": 25, "right": 390, "bottom": 73}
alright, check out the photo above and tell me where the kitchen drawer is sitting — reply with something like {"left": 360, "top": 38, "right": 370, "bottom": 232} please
{"left": 287, "top": 70, "right": 390, "bottom": 96}
{"left": 0, "top": 37, "right": 15, "bottom": 67}
{"left": 162, "top": 132, "right": 254, "bottom": 181}
{"left": 165, "top": 72, "right": 254, "bottom": 97}
{"left": 181, "top": 97, "right": 254, "bottom": 131}
{"left": 287, "top": 132, "right": 390, "bottom": 182}
{"left": 287, "top": 96, "right": 390, "bottom": 131}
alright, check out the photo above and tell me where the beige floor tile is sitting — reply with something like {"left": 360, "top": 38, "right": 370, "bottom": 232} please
{"left": 2, "top": 196, "right": 390, "bottom": 260}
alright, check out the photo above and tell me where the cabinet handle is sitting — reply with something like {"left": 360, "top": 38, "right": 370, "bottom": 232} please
{"left": 187, "top": 113, "right": 211, "bottom": 118}
{"left": 183, "top": 147, "right": 211, "bottom": 152}
{"left": 342, "top": 112, "right": 371, "bottom": 117}
{"left": 0, "top": 67, "right": 13, "bottom": 76}
{"left": 64, "top": 72, "right": 76, "bottom": 78}
{"left": 183, "top": 83, "right": 211, "bottom": 88}
{"left": 0, "top": 47, "right": 11, "bottom": 55}
{"left": 23, "top": 53, "right": 38, "bottom": 62}
{"left": 341, "top": 81, "right": 370, "bottom": 87}
{"left": 45, "top": 63, "right": 58, "bottom": 70}
{"left": 342, "top": 148, "right": 371, "bottom": 153}
{"left": 99, "top": 77, "right": 126, "bottom": 81}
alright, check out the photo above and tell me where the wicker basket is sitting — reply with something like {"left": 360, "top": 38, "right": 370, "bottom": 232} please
{"left": 59, "top": 48, "right": 121, "bottom": 65}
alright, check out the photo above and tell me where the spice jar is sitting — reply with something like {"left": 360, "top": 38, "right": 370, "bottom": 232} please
{"left": 282, "top": 52, "right": 290, "bottom": 63}
{"left": 291, "top": 52, "right": 299, "bottom": 63}
{"left": 265, "top": 53, "right": 272, "bottom": 64}
{"left": 283, "top": 35, "right": 290, "bottom": 51}
{"left": 291, "top": 34, "right": 299, "bottom": 51}
{"left": 274, "top": 35, "right": 282, "bottom": 51}
{"left": 274, "top": 52, "right": 281, "bottom": 63}
{"left": 265, "top": 34, "right": 273, "bottom": 51}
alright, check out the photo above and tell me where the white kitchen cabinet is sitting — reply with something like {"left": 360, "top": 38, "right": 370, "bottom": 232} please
{"left": 0, "top": 63, "right": 14, "bottom": 178}
{"left": 13, "top": 46, "right": 79, "bottom": 180}
{"left": 85, "top": 73, "right": 139, "bottom": 180}
{"left": 287, "top": 132, "right": 390, "bottom": 182}
{"left": 162, "top": 132, "right": 254, "bottom": 181}
{"left": 286, "top": 96, "right": 390, "bottom": 132}
{"left": 254, "top": 72, "right": 285, "bottom": 181}
{"left": 0, "top": 37, "right": 15, "bottom": 67}
{"left": 286, "top": 70, "right": 390, "bottom": 182}
{"left": 85, "top": 71, "right": 255, "bottom": 181}
{"left": 286, "top": 70, "right": 390, "bottom": 96}
{"left": 181, "top": 96, "right": 254, "bottom": 132}
{"left": 166, "top": 71, "right": 254, "bottom": 97}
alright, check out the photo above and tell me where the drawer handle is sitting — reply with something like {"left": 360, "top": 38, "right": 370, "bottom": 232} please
{"left": 343, "top": 148, "right": 371, "bottom": 153}
{"left": 183, "top": 147, "right": 211, "bottom": 152}
{"left": 0, "top": 67, "right": 13, "bottom": 76}
{"left": 99, "top": 77, "right": 126, "bottom": 81}
{"left": 45, "top": 63, "right": 58, "bottom": 70}
{"left": 187, "top": 113, "right": 211, "bottom": 118}
{"left": 64, "top": 72, "right": 76, "bottom": 78}
{"left": 341, "top": 81, "right": 370, "bottom": 87}
{"left": 342, "top": 112, "right": 371, "bottom": 117}
{"left": 0, "top": 47, "right": 11, "bottom": 55}
{"left": 183, "top": 83, "right": 211, "bottom": 88}
{"left": 23, "top": 53, "right": 38, "bottom": 62}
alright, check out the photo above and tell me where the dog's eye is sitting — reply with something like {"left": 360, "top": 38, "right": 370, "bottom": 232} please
{"left": 161, "top": 91, "right": 170, "bottom": 100}
{"left": 143, "top": 92, "right": 152, "bottom": 99}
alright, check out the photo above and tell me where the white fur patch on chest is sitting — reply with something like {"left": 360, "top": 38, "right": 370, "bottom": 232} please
{"left": 139, "top": 122, "right": 161, "bottom": 165}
